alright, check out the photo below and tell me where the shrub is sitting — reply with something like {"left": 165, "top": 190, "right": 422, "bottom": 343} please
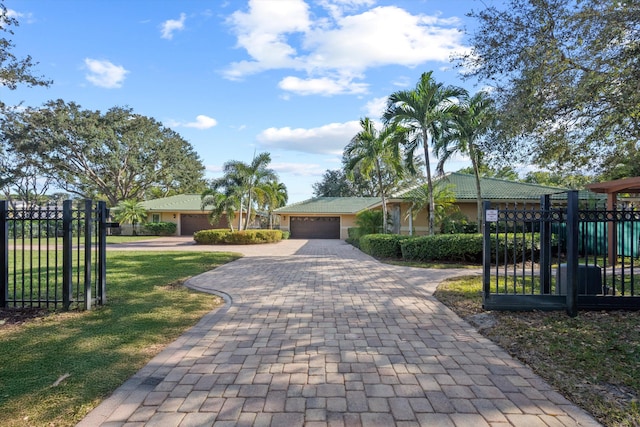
{"left": 143, "top": 221, "right": 177, "bottom": 236}
{"left": 400, "top": 234, "right": 484, "bottom": 262}
{"left": 281, "top": 231, "right": 290, "bottom": 240}
{"left": 441, "top": 212, "right": 478, "bottom": 234}
{"left": 359, "top": 234, "right": 412, "bottom": 259}
{"left": 346, "top": 227, "right": 365, "bottom": 248}
{"left": 193, "top": 229, "right": 283, "bottom": 244}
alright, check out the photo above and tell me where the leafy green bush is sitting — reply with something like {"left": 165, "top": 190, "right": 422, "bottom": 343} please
{"left": 143, "top": 221, "right": 177, "bottom": 236}
{"left": 281, "top": 231, "right": 290, "bottom": 240}
{"left": 193, "top": 229, "right": 283, "bottom": 244}
{"left": 346, "top": 227, "right": 365, "bottom": 248}
{"left": 400, "top": 234, "right": 484, "bottom": 262}
{"left": 359, "top": 234, "right": 412, "bottom": 258}
{"left": 355, "top": 210, "right": 383, "bottom": 234}
{"left": 399, "top": 233, "right": 541, "bottom": 263}
{"left": 441, "top": 212, "right": 477, "bottom": 234}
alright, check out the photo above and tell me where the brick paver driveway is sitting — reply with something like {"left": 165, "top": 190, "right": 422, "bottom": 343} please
{"left": 79, "top": 239, "right": 599, "bottom": 426}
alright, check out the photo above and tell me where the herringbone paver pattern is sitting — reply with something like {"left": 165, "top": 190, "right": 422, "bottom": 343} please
{"left": 78, "top": 240, "right": 600, "bottom": 426}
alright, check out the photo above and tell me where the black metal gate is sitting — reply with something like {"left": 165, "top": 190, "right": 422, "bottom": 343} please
{"left": 483, "top": 191, "right": 640, "bottom": 315}
{"left": 1, "top": 200, "right": 109, "bottom": 310}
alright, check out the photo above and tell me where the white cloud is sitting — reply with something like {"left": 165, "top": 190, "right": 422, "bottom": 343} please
{"left": 224, "top": 2, "right": 469, "bottom": 96}
{"left": 278, "top": 76, "right": 367, "bottom": 96}
{"left": 185, "top": 115, "right": 218, "bottom": 129}
{"left": 271, "top": 162, "right": 326, "bottom": 176}
{"left": 257, "top": 121, "right": 361, "bottom": 155}
{"left": 363, "top": 96, "right": 388, "bottom": 119}
{"left": 161, "top": 13, "right": 186, "bottom": 40}
{"left": 84, "top": 58, "right": 128, "bottom": 88}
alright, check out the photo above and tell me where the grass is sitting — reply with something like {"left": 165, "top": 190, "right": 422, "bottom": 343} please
{"left": 0, "top": 250, "right": 241, "bottom": 427}
{"left": 106, "top": 235, "right": 163, "bottom": 244}
{"left": 434, "top": 275, "right": 640, "bottom": 427}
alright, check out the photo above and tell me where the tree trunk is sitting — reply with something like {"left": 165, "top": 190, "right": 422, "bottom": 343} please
{"left": 471, "top": 151, "right": 483, "bottom": 229}
{"left": 375, "top": 159, "right": 388, "bottom": 233}
{"left": 423, "top": 129, "right": 435, "bottom": 235}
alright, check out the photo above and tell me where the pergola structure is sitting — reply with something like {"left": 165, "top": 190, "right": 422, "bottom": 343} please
{"left": 585, "top": 177, "right": 640, "bottom": 265}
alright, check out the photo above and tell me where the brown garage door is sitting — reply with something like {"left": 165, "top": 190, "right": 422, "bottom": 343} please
{"left": 180, "top": 214, "right": 228, "bottom": 236}
{"left": 290, "top": 216, "right": 340, "bottom": 239}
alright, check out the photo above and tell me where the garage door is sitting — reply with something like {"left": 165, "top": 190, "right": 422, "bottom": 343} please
{"left": 180, "top": 214, "right": 228, "bottom": 236}
{"left": 290, "top": 216, "right": 340, "bottom": 239}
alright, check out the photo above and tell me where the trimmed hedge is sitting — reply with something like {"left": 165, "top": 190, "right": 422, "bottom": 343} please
{"left": 399, "top": 233, "right": 542, "bottom": 263}
{"left": 193, "top": 229, "right": 283, "bottom": 244}
{"left": 400, "top": 234, "right": 484, "bottom": 262}
{"left": 143, "top": 221, "right": 177, "bottom": 236}
{"left": 359, "top": 234, "right": 412, "bottom": 259}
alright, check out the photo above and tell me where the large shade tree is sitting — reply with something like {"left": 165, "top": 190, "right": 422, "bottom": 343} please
{"left": 435, "top": 90, "right": 496, "bottom": 227}
{"left": 459, "top": 0, "right": 640, "bottom": 176}
{"left": 383, "top": 71, "right": 466, "bottom": 235}
{"left": 0, "top": 100, "right": 206, "bottom": 206}
{"left": 344, "top": 118, "right": 405, "bottom": 232}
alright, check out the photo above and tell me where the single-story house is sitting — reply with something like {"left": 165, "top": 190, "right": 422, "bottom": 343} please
{"left": 138, "top": 194, "right": 260, "bottom": 236}
{"left": 275, "top": 173, "right": 599, "bottom": 239}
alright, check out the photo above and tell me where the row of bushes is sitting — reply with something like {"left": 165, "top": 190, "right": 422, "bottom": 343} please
{"left": 354, "top": 231, "right": 542, "bottom": 263}
{"left": 193, "top": 229, "right": 289, "bottom": 245}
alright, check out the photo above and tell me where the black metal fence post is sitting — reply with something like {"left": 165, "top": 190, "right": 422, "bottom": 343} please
{"left": 84, "top": 200, "right": 93, "bottom": 310}
{"left": 566, "top": 190, "right": 579, "bottom": 317}
{"left": 62, "top": 200, "right": 73, "bottom": 310}
{"left": 540, "top": 195, "right": 551, "bottom": 294}
{"left": 0, "top": 201, "right": 7, "bottom": 308}
{"left": 98, "top": 201, "right": 107, "bottom": 305}
{"left": 482, "top": 200, "right": 492, "bottom": 306}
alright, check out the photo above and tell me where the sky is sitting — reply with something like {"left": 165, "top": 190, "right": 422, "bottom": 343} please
{"left": 2, "top": 0, "right": 494, "bottom": 204}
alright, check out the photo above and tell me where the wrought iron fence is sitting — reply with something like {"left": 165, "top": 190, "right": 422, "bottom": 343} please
{"left": 0, "top": 200, "right": 108, "bottom": 310}
{"left": 483, "top": 191, "right": 640, "bottom": 315}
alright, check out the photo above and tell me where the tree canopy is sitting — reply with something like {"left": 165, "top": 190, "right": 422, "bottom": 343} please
{"left": 459, "top": 0, "right": 640, "bottom": 175}
{"left": 0, "top": 100, "right": 206, "bottom": 206}
{"left": 0, "top": 2, "right": 51, "bottom": 94}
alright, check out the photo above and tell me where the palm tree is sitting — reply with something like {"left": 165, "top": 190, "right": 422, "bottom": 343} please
{"left": 223, "top": 152, "right": 277, "bottom": 230}
{"left": 201, "top": 186, "right": 241, "bottom": 232}
{"left": 435, "top": 90, "right": 496, "bottom": 227}
{"left": 383, "top": 71, "right": 466, "bottom": 235}
{"left": 113, "top": 200, "right": 147, "bottom": 235}
{"left": 258, "top": 180, "right": 288, "bottom": 229}
{"left": 344, "top": 118, "right": 404, "bottom": 233}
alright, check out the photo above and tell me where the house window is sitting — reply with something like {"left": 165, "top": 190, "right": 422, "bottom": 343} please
{"left": 152, "top": 214, "right": 160, "bottom": 223}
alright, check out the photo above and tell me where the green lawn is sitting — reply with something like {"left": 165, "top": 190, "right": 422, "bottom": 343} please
{"left": 0, "top": 250, "right": 241, "bottom": 427}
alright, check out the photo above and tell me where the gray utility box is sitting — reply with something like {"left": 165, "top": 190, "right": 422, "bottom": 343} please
{"left": 556, "top": 264, "right": 603, "bottom": 295}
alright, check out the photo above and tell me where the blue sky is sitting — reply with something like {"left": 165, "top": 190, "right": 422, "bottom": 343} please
{"left": 2, "top": 0, "right": 491, "bottom": 203}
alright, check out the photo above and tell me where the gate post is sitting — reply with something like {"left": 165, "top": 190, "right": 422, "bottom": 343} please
{"left": 0, "top": 201, "right": 8, "bottom": 308}
{"left": 566, "top": 191, "right": 579, "bottom": 317}
{"left": 83, "top": 200, "right": 93, "bottom": 310}
{"left": 482, "top": 201, "right": 492, "bottom": 304}
{"left": 62, "top": 200, "right": 73, "bottom": 310}
{"left": 540, "top": 195, "right": 551, "bottom": 294}
{"left": 98, "top": 202, "right": 107, "bottom": 305}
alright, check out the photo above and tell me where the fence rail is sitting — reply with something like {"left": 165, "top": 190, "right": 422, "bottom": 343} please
{"left": 483, "top": 191, "right": 640, "bottom": 315}
{"left": 0, "top": 200, "right": 108, "bottom": 310}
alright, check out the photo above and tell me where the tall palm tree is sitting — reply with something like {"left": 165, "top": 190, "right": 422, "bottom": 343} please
{"left": 344, "top": 118, "right": 405, "bottom": 233}
{"left": 435, "top": 90, "right": 496, "bottom": 227}
{"left": 113, "top": 199, "right": 147, "bottom": 235}
{"left": 383, "top": 71, "right": 466, "bottom": 235}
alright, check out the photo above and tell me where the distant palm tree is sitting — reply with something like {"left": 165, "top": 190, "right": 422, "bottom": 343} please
{"left": 201, "top": 186, "right": 241, "bottom": 232}
{"left": 383, "top": 71, "right": 466, "bottom": 235}
{"left": 344, "top": 118, "right": 405, "bottom": 232}
{"left": 113, "top": 200, "right": 147, "bottom": 235}
{"left": 436, "top": 90, "right": 496, "bottom": 227}
{"left": 258, "top": 181, "right": 288, "bottom": 229}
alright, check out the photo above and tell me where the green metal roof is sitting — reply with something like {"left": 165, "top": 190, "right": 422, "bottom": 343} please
{"left": 140, "top": 194, "right": 205, "bottom": 212}
{"left": 274, "top": 197, "right": 381, "bottom": 214}
{"left": 395, "top": 172, "right": 570, "bottom": 201}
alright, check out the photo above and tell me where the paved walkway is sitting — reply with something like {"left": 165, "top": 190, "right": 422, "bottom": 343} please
{"left": 79, "top": 239, "right": 600, "bottom": 426}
